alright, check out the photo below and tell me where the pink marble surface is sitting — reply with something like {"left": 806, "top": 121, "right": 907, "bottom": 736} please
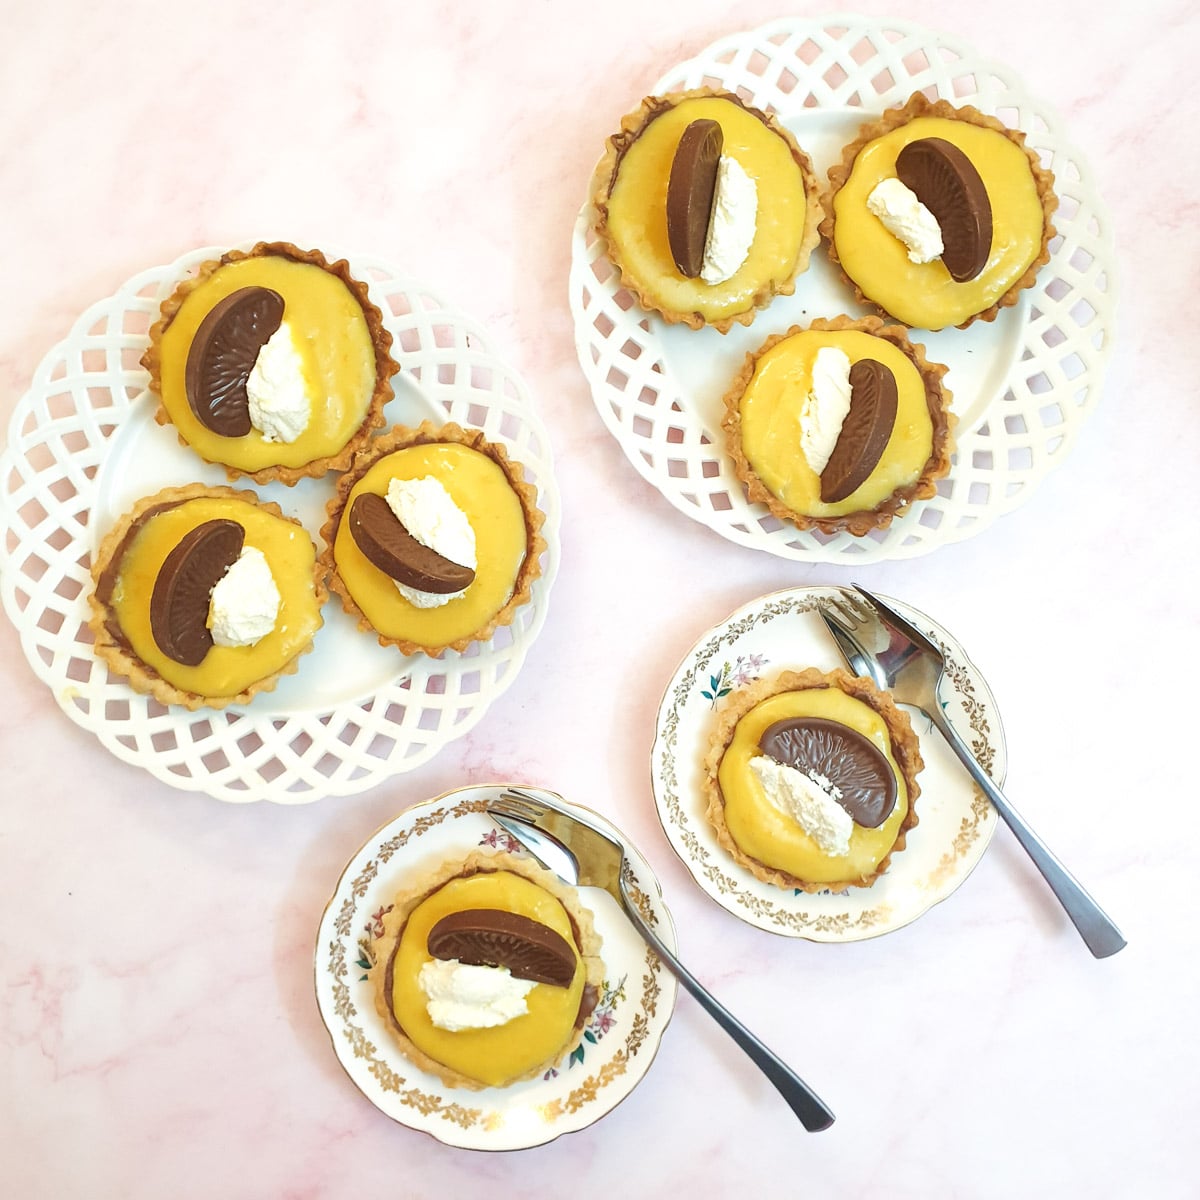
{"left": 2, "top": 1, "right": 1196, "bottom": 1195}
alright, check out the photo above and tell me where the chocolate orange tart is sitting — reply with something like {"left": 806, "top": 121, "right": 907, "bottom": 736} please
{"left": 721, "top": 315, "right": 954, "bottom": 536}
{"left": 88, "top": 484, "right": 326, "bottom": 710}
{"left": 591, "top": 88, "right": 822, "bottom": 332}
{"left": 703, "top": 667, "right": 923, "bottom": 892}
{"left": 142, "top": 241, "right": 398, "bottom": 484}
{"left": 369, "top": 850, "right": 604, "bottom": 1090}
{"left": 320, "top": 422, "right": 546, "bottom": 657}
{"left": 821, "top": 93, "right": 1058, "bottom": 330}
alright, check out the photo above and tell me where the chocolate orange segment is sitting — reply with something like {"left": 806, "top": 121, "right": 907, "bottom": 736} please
{"left": 760, "top": 715, "right": 897, "bottom": 827}
{"left": 149, "top": 519, "right": 244, "bottom": 666}
{"left": 895, "top": 137, "right": 992, "bottom": 283}
{"left": 348, "top": 492, "right": 475, "bottom": 594}
{"left": 427, "top": 908, "right": 577, "bottom": 988}
{"left": 185, "top": 286, "right": 285, "bottom": 437}
{"left": 820, "top": 358, "right": 898, "bottom": 503}
{"left": 666, "top": 118, "right": 724, "bottom": 277}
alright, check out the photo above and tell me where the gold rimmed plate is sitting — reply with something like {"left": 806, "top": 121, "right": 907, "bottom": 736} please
{"left": 314, "top": 783, "right": 678, "bottom": 1149}
{"left": 651, "top": 586, "right": 1006, "bottom": 940}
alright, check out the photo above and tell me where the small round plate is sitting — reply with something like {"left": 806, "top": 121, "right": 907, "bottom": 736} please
{"left": 569, "top": 14, "right": 1115, "bottom": 562}
{"left": 314, "top": 783, "right": 678, "bottom": 1150}
{"left": 651, "top": 586, "right": 1006, "bottom": 940}
{"left": 0, "top": 247, "right": 559, "bottom": 803}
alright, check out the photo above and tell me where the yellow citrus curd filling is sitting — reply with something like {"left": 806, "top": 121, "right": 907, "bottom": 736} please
{"left": 159, "top": 256, "right": 377, "bottom": 470}
{"left": 606, "top": 96, "right": 810, "bottom": 322}
{"left": 333, "top": 443, "right": 529, "bottom": 648}
{"left": 108, "top": 497, "right": 323, "bottom": 698}
{"left": 718, "top": 686, "right": 909, "bottom": 884}
{"left": 737, "top": 328, "right": 933, "bottom": 518}
{"left": 390, "top": 871, "right": 585, "bottom": 1087}
{"left": 832, "top": 116, "right": 1046, "bottom": 329}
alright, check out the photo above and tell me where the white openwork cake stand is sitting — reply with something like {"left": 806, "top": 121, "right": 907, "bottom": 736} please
{"left": 0, "top": 247, "right": 559, "bottom": 804}
{"left": 569, "top": 15, "right": 1115, "bottom": 562}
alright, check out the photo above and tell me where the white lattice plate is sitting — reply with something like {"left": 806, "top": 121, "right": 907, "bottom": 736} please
{"left": 314, "top": 783, "right": 678, "bottom": 1151}
{"left": 651, "top": 586, "right": 1006, "bottom": 940}
{"left": 0, "top": 247, "right": 559, "bottom": 803}
{"left": 569, "top": 15, "right": 1115, "bottom": 561}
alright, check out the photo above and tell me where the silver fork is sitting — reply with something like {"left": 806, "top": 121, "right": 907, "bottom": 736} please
{"left": 819, "top": 586, "right": 1125, "bottom": 959}
{"left": 488, "top": 787, "right": 836, "bottom": 1131}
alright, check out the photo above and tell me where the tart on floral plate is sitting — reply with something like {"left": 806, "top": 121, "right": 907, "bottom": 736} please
{"left": 651, "top": 586, "right": 1006, "bottom": 940}
{"left": 314, "top": 784, "right": 678, "bottom": 1150}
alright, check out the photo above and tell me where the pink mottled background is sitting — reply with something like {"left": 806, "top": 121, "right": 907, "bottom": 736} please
{"left": 2, "top": 2, "right": 1196, "bottom": 1197}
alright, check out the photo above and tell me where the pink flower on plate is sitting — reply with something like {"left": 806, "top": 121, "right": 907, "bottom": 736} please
{"left": 731, "top": 653, "right": 766, "bottom": 686}
{"left": 367, "top": 905, "right": 392, "bottom": 939}
{"left": 479, "top": 829, "right": 521, "bottom": 853}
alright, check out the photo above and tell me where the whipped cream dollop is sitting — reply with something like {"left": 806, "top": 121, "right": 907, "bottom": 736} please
{"left": 700, "top": 156, "right": 758, "bottom": 284}
{"left": 385, "top": 476, "right": 477, "bottom": 608}
{"left": 207, "top": 546, "right": 281, "bottom": 648}
{"left": 245, "top": 321, "right": 312, "bottom": 443}
{"left": 866, "top": 177, "right": 944, "bottom": 265}
{"left": 750, "top": 754, "right": 854, "bottom": 856}
{"left": 418, "top": 958, "right": 536, "bottom": 1031}
{"left": 799, "top": 346, "right": 853, "bottom": 476}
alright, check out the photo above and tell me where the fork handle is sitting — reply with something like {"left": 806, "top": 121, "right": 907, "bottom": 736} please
{"left": 928, "top": 707, "right": 1126, "bottom": 958}
{"left": 617, "top": 876, "right": 835, "bottom": 1131}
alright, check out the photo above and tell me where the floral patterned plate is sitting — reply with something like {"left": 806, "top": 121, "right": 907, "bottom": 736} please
{"left": 314, "top": 783, "right": 678, "bottom": 1150}
{"left": 651, "top": 586, "right": 1007, "bottom": 941}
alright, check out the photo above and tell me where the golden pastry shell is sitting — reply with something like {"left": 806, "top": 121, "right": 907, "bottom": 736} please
{"left": 86, "top": 482, "right": 328, "bottom": 711}
{"left": 721, "top": 314, "right": 956, "bottom": 536}
{"left": 819, "top": 92, "right": 1059, "bottom": 330}
{"left": 141, "top": 240, "right": 399, "bottom": 485}
{"left": 590, "top": 87, "right": 823, "bottom": 334}
{"left": 319, "top": 421, "right": 547, "bottom": 657}
{"left": 368, "top": 848, "right": 605, "bottom": 1091}
{"left": 702, "top": 666, "right": 924, "bottom": 892}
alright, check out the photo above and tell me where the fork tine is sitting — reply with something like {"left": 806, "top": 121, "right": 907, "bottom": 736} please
{"left": 489, "top": 812, "right": 581, "bottom": 886}
{"left": 497, "top": 788, "right": 623, "bottom": 855}
{"left": 490, "top": 788, "right": 549, "bottom": 822}
{"left": 818, "top": 608, "right": 876, "bottom": 683}
{"left": 489, "top": 790, "right": 625, "bottom": 906}
{"left": 823, "top": 600, "right": 868, "bottom": 634}
{"left": 852, "top": 585, "right": 943, "bottom": 658}
{"left": 824, "top": 590, "right": 892, "bottom": 654}
{"left": 827, "top": 588, "right": 875, "bottom": 626}
{"left": 820, "top": 609, "right": 868, "bottom": 667}
{"left": 819, "top": 603, "right": 854, "bottom": 637}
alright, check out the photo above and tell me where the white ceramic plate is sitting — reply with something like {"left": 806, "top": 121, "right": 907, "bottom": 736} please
{"left": 314, "top": 784, "right": 678, "bottom": 1150}
{"left": 651, "top": 586, "right": 1006, "bottom": 940}
{"left": 569, "top": 15, "right": 1115, "bottom": 561}
{"left": 0, "top": 246, "right": 559, "bottom": 803}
